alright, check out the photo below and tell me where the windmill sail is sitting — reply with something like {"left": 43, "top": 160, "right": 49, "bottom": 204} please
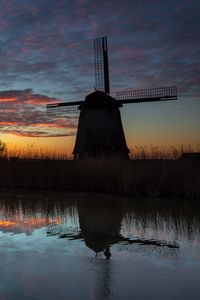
{"left": 47, "top": 101, "right": 83, "bottom": 114}
{"left": 116, "top": 86, "right": 177, "bottom": 104}
{"left": 94, "top": 36, "right": 110, "bottom": 94}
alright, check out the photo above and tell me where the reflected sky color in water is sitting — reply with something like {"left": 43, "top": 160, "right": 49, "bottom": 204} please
{"left": 0, "top": 191, "right": 200, "bottom": 300}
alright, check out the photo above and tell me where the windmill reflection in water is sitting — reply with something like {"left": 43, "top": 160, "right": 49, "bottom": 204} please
{"left": 47, "top": 198, "right": 179, "bottom": 259}
{"left": 47, "top": 198, "right": 180, "bottom": 299}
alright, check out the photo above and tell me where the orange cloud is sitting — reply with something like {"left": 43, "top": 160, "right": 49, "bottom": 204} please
{"left": 0, "top": 121, "right": 22, "bottom": 126}
{"left": 26, "top": 98, "right": 60, "bottom": 105}
{"left": 31, "top": 123, "right": 66, "bottom": 129}
{"left": 0, "top": 121, "right": 68, "bottom": 129}
{"left": 0, "top": 97, "right": 16, "bottom": 102}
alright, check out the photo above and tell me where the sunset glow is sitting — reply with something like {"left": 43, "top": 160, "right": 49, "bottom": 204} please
{"left": 0, "top": 220, "right": 16, "bottom": 227}
{"left": 0, "top": 216, "right": 61, "bottom": 232}
{"left": 0, "top": 0, "right": 199, "bottom": 155}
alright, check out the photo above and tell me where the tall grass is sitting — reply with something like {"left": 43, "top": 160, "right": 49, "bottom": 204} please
{"left": 1, "top": 143, "right": 200, "bottom": 160}
{"left": 3, "top": 143, "right": 71, "bottom": 160}
{"left": 129, "top": 144, "right": 200, "bottom": 160}
{"left": 0, "top": 141, "right": 199, "bottom": 198}
{"left": 0, "top": 159, "right": 199, "bottom": 198}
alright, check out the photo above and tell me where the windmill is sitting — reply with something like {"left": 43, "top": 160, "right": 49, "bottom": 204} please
{"left": 47, "top": 37, "right": 177, "bottom": 160}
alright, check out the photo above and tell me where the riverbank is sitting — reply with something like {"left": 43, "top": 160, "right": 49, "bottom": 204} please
{"left": 0, "top": 159, "right": 199, "bottom": 198}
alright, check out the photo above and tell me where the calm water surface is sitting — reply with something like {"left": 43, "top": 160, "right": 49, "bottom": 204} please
{"left": 0, "top": 191, "right": 200, "bottom": 300}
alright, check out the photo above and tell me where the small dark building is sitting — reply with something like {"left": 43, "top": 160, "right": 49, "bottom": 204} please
{"left": 73, "top": 91, "right": 129, "bottom": 160}
{"left": 179, "top": 152, "right": 200, "bottom": 160}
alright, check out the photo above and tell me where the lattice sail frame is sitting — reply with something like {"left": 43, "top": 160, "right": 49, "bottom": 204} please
{"left": 47, "top": 101, "right": 83, "bottom": 115}
{"left": 94, "top": 36, "right": 110, "bottom": 94}
{"left": 116, "top": 86, "right": 177, "bottom": 104}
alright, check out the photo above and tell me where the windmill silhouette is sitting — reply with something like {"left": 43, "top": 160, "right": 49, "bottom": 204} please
{"left": 47, "top": 37, "right": 177, "bottom": 160}
{"left": 47, "top": 198, "right": 180, "bottom": 258}
{"left": 46, "top": 197, "right": 179, "bottom": 299}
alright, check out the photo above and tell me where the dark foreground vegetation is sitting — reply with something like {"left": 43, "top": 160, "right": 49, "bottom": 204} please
{"left": 0, "top": 158, "right": 199, "bottom": 198}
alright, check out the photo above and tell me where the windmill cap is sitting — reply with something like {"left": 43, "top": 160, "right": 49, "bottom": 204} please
{"left": 80, "top": 91, "right": 122, "bottom": 109}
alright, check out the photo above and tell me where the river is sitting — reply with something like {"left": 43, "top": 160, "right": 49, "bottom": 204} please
{"left": 0, "top": 190, "right": 200, "bottom": 300}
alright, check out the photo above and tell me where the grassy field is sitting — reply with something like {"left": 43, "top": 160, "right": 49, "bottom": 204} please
{"left": 0, "top": 158, "right": 199, "bottom": 198}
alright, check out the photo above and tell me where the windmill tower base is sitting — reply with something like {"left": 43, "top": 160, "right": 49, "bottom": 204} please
{"left": 73, "top": 152, "right": 129, "bottom": 160}
{"left": 73, "top": 91, "right": 129, "bottom": 160}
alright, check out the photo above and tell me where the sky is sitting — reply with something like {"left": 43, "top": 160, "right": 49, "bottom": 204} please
{"left": 0, "top": 0, "right": 199, "bottom": 156}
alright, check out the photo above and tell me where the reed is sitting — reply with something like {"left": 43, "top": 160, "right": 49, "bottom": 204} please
{"left": 0, "top": 141, "right": 199, "bottom": 198}
{"left": 3, "top": 143, "right": 71, "bottom": 160}
{"left": 129, "top": 144, "right": 199, "bottom": 160}
{"left": 2, "top": 142, "right": 199, "bottom": 161}
{"left": 0, "top": 158, "right": 199, "bottom": 198}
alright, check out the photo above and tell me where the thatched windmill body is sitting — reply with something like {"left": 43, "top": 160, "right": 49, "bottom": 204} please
{"left": 47, "top": 37, "right": 177, "bottom": 160}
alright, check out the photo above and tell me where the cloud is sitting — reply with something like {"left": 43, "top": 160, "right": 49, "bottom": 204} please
{"left": 0, "top": 89, "right": 57, "bottom": 104}
{"left": 0, "top": 0, "right": 199, "bottom": 97}
{"left": 0, "top": 89, "right": 78, "bottom": 137}
{"left": 0, "top": 0, "right": 199, "bottom": 143}
{"left": 1, "top": 129, "right": 75, "bottom": 138}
